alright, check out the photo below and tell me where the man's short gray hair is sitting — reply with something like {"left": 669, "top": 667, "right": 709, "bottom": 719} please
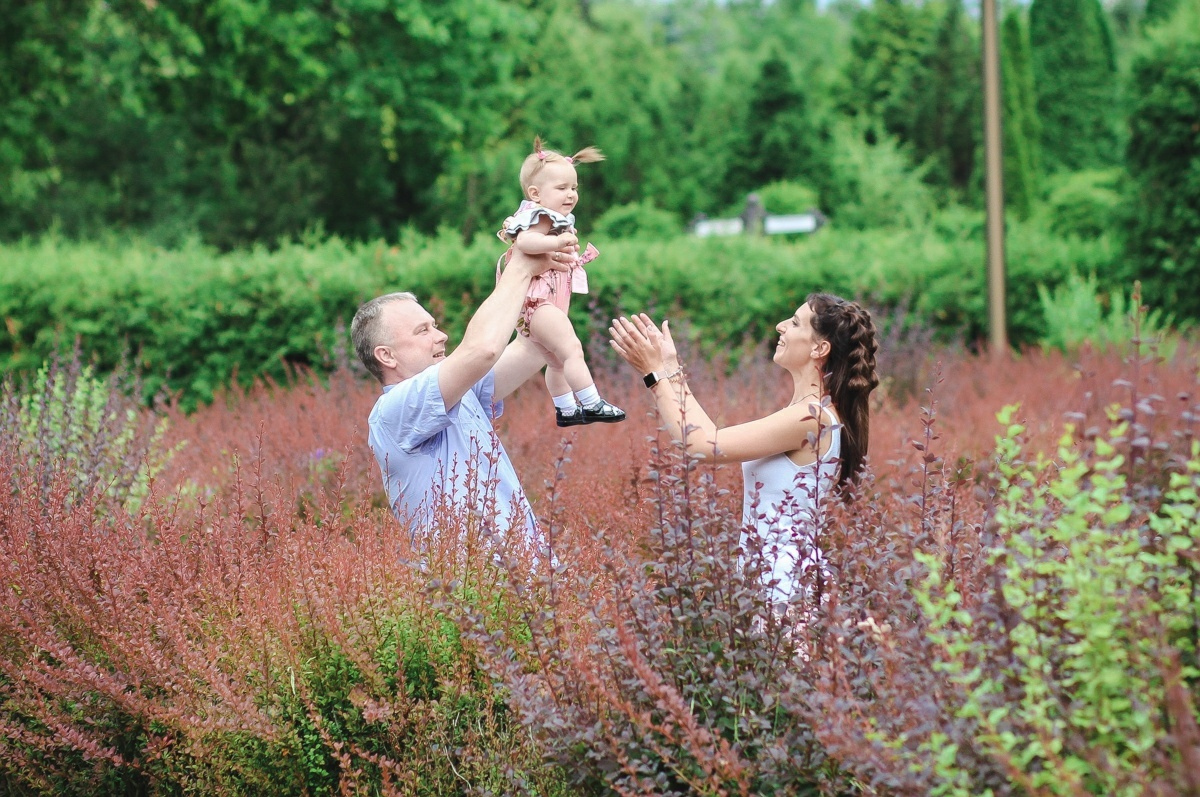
{"left": 351, "top": 292, "right": 418, "bottom": 383}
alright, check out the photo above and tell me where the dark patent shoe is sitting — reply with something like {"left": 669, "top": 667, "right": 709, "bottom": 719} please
{"left": 581, "top": 400, "right": 626, "bottom": 424}
{"left": 556, "top": 407, "right": 587, "bottom": 428}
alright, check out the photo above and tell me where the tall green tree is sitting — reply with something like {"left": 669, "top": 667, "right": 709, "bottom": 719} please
{"left": 1122, "top": 0, "right": 1200, "bottom": 319}
{"left": 903, "top": 0, "right": 980, "bottom": 194}
{"left": 838, "top": 0, "right": 935, "bottom": 139}
{"left": 1143, "top": 0, "right": 1180, "bottom": 25}
{"left": 0, "top": 0, "right": 92, "bottom": 235}
{"left": 1000, "top": 6, "right": 1042, "bottom": 218}
{"left": 0, "top": 0, "right": 536, "bottom": 247}
{"left": 508, "top": 4, "right": 689, "bottom": 228}
{"left": 726, "top": 47, "right": 828, "bottom": 202}
{"left": 1029, "top": 0, "right": 1119, "bottom": 171}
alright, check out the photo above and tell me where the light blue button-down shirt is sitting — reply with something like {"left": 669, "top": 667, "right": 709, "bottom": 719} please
{"left": 367, "top": 363, "right": 535, "bottom": 539}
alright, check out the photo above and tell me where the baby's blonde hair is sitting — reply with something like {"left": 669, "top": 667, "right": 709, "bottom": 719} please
{"left": 519, "top": 135, "right": 605, "bottom": 195}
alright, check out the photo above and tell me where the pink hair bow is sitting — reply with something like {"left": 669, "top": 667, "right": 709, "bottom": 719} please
{"left": 535, "top": 150, "right": 574, "bottom": 165}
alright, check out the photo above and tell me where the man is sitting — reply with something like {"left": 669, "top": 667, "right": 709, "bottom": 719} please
{"left": 351, "top": 248, "right": 566, "bottom": 539}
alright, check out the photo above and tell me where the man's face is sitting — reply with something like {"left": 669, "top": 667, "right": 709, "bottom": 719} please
{"left": 378, "top": 300, "right": 449, "bottom": 381}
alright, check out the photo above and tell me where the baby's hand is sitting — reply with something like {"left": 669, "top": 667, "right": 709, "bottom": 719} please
{"left": 555, "top": 232, "right": 578, "bottom": 252}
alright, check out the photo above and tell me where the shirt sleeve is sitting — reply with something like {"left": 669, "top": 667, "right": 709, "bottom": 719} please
{"left": 376, "top": 366, "right": 500, "bottom": 453}
{"left": 375, "top": 366, "right": 456, "bottom": 454}
{"left": 471, "top": 369, "right": 503, "bottom": 421}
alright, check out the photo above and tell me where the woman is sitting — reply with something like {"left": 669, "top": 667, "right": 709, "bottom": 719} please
{"left": 608, "top": 294, "right": 879, "bottom": 601}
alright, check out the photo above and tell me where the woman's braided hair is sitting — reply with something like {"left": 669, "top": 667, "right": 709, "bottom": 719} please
{"left": 519, "top": 135, "right": 604, "bottom": 195}
{"left": 807, "top": 292, "right": 880, "bottom": 490}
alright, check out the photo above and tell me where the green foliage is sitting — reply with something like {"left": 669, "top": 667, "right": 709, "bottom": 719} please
{"left": 913, "top": 404, "right": 1200, "bottom": 793}
{"left": 1037, "top": 272, "right": 1184, "bottom": 355}
{"left": 838, "top": 0, "right": 980, "bottom": 198}
{"left": 1143, "top": 0, "right": 1181, "bottom": 26}
{"left": 1122, "top": 0, "right": 1200, "bottom": 320}
{"left": 2, "top": 350, "right": 175, "bottom": 511}
{"left": 1030, "top": 0, "right": 1120, "bottom": 171}
{"left": 755, "top": 180, "right": 822, "bottom": 214}
{"left": 903, "top": 0, "right": 980, "bottom": 194}
{"left": 823, "top": 123, "right": 937, "bottom": 230}
{"left": 0, "top": 0, "right": 1158, "bottom": 256}
{"left": 839, "top": 0, "right": 937, "bottom": 139}
{"left": 0, "top": 0, "right": 537, "bottom": 247}
{"left": 898, "top": 207, "right": 1118, "bottom": 343}
{"left": 1042, "top": 168, "right": 1124, "bottom": 238}
{"left": 726, "top": 46, "right": 829, "bottom": 202}
{"left": 0, "top": 212, "right": 1128, "bottom": 409}
{"left": 592, "top": 200, "right": 683, "bottom": 240}
{"left": 0, "top": 1, "right": 76, "bottom": 215}
{"left": 0, "top": 234, "right": 415, "bottom": 409}
{"left": 496, "top": 4, "right": 692, "bottom": 226}
{"left": 1001, "top": 7, "right": 1043, "bottom": 219}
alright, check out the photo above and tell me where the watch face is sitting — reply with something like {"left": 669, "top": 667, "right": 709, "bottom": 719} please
{"left": 643, "top": 372, "right": 659, "bottom": 388}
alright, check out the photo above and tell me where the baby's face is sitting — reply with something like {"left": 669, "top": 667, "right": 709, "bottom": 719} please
{"left": 529, "top": 161, "right": 580, "bottom": 216}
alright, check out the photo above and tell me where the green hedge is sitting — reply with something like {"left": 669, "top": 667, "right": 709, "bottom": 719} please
{"left": 0, "top": 219, "right": 1115, "bottom": 409}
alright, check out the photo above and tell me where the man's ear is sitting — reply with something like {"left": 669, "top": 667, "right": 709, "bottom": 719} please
{"left": 374, "top": 344, "right": 397, "bottom": 369}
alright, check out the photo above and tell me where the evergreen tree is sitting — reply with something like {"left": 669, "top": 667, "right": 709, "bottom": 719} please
{"left": 1143, "top": 0, "right": 1180, "bottom": 26}
{"left": 903, "top": 0, "right": 980, "bottom": 193}
{"left": 727, "top": 47, "right": 826, "bottom": 199}
{"left": 1000, "top": 6, "right": 1042, "bottom": 218}
{"left": 838, "top": 0, "right": 934, "bottom": 139}
{"left": 1122, "top": 0, "right": 1200, "bottom": 319}
{"left": 1029, "top": 0, "right": 1119, "bottom": 171}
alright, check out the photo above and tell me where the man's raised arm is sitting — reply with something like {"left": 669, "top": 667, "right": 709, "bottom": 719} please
{"left": 437, "top": 250, "right": 562, "bottom": 408}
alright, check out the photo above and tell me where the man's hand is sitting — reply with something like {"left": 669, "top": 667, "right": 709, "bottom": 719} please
{"left": 507, "top": 248, "right": 571, "bottom": 280}
{"left": 437, "top": 248, "right": 568, "bottom": 411}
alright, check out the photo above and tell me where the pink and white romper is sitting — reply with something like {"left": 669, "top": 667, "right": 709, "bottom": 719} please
{"left": 496, "top": 200, "right": 599, "bottom": 338}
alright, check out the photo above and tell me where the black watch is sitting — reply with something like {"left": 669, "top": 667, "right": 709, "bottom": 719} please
{"left": 643, "top": 372, "right": 661, "bottom": 389}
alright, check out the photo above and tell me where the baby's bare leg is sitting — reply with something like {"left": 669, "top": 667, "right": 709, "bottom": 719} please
{"left": 528, "top": 305, "right": 593, "bottom": 392}
{"left": 525, "top": 335, "right": 575, "bottom": 412}
{"left": 544, "top": 365, "right": 571, "bottom": 398}
{"left": 537, "top": 344, "right": 572, "bottom": 398}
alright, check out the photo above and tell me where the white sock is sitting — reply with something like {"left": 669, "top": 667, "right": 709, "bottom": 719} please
{"left": 575, "top": 384, "right": 601, "bottom": 407}
{"left": 552, "top": 392, "right": 580, "bottom": 413}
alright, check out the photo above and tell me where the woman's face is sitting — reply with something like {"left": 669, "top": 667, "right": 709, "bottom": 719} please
{"left": 773, "top": 302, "right": 823, "bottom": 369}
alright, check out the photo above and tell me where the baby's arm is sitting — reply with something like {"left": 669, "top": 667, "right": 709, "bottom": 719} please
{"left": 513, "top": 216, "right": 578, "bottom": 255}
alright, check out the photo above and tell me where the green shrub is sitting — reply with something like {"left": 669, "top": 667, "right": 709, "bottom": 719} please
{"left": 756, "top": 180, "right": 821, "bottom": 215}
{"left": 0, "top": 219, "right": 1122, "bottom": 408}
{"left": 0, "top": 232, "right": 491, "bottom": 410}
{"left": 1041, "top": 168, "right": 1123, "bottom": 238}
{"left": 592, "top": 200, "right": 683, "bottom": 240}
{"left": 913, "top": 403, "right": 1200, "bottom": 794}
{"left": 1037, "top": 273, "right": 1186, "bottom": 356}
{"left": 822, "top": 122, "right": 937, "bottom": 230}
{"left": 1122, "top": 0, "right": 1200, "bottom": 322}
{"left": 1, "top": 348, "right": 175, "bottom": 511}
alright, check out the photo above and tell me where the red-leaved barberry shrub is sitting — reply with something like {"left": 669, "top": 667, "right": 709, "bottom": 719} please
{"left": 2, "top": 312, "right": 1198, "bottom": 796}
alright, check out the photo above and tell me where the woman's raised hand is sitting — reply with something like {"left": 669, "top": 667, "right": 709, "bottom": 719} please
{"left": 653, "top": 316, "right": 679, "bottom": 370}
{"left": 609, "top": 313, "right": 675, "bottom": 374}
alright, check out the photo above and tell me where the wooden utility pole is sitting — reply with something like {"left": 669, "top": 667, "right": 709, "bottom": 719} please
{"left": 982, "top": 0, "right": 1009, "bottom": 355}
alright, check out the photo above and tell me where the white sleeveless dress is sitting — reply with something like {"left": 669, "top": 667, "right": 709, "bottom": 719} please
{"left": 740, "top": 404, "right": 841, "bottom": 603}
